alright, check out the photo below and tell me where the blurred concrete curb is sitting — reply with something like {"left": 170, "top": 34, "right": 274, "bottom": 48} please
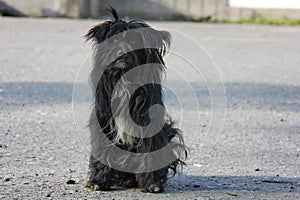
{"left": 1, "top": 0, "right": 300, "bottom": 20}
{"left": 0, "top": 0, "right": 79, "bottom": 17}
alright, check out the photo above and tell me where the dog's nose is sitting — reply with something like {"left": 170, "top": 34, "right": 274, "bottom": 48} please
{"left": 117, "top": 50, "right": 127, "bottom": 57}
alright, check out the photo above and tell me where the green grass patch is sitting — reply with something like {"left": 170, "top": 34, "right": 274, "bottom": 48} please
{"left": 227, "top": 192, "right": 238, "bottom": 196}
{"left": 179, "top": 15, "right": 300, "bottom": 26}
{"left": 222, "top": 17, "right": 300, "bottom": 26}
{"left": 84, "top": 184, "right": 94, "bottom": 190}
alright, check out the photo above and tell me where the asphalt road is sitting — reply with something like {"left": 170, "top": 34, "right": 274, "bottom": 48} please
{"left": 0, "top": 17, "right": 300, "bottom": 199}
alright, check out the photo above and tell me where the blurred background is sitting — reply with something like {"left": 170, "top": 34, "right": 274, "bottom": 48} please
{"left": 1, "top": 0, "right": 300, "bottom": 22}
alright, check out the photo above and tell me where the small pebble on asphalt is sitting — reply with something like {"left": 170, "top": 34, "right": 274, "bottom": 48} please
{"left": 67, "top": 169, "right": 76, "bottom": 173}
{"left": 66, "top": 179, "right": 76, "bottom": 184}
{"left": 227, "top": 192, "right": 238, "bottom": 196}
{"left": 3, "top": 178, "right": 11, "bottom": 182}
{"left": 45, "top": 192, "right": 51, "bottom": 197}
{"left": 0, "top": 144, "right": 8, "bottom": 148}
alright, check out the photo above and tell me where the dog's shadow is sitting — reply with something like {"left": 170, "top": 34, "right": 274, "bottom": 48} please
{"left": 2, "top": 81, "right": 300, "bottom": 113}
{"left": 164, "top": 81, "right": 300, "bottom": 113}
{"left": 165, "top": 174, "right": 299, "bottom": 193}
{"left": 87, "top": 174, "right": 299, "bottom": 194}
{"left": 0, "top": 81, "right": 87, "bottom": 106}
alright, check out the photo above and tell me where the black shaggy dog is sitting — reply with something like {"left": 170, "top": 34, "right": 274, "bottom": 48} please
{"left": 85, "top": 8, "right": 187, "bottom": 193}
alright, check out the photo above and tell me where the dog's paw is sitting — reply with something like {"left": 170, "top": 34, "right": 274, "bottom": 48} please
{"left": 141, "top": 184, "right": 164, "bottom": 193}
{"left": 120, "top": 179, "right": 137, "bottom": 188}
{"left": 85, "top": 182, "right": 111, "bottom": 191}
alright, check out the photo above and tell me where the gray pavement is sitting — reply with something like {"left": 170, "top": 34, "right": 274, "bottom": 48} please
{"left": 0, "top": 17, "right": 300, "bottom": 199}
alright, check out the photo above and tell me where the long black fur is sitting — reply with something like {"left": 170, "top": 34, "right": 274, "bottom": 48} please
{"left": 85, "top": 7, "right": 187, "bottom": 193}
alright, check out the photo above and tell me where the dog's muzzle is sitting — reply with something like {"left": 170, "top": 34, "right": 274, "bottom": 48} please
{"left": 115, "top": 51, "right": 135, "bottom": 68}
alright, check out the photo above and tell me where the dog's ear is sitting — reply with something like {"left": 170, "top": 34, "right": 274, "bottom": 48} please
{"left": 145, "top": 29, "right": 171, "bottom": 57}
{"left": 157, "top": 30, "right": 171, "bottom": 56}
{"left": 85, "top": 21, "right": 112, "bottom": 43}
{"left": 127, "top": 20, "right": 171, "bottom": 56}
{"left": 85, "top": 7, "right": 120, "bottom": 43}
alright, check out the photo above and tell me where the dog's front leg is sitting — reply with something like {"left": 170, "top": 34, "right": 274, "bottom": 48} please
{"left": 86, "top": 155, "right": 113, "bottom": 191}
{"left": 86, "top": 109, "right": 114, "bottom": 190}
{"left": 137, "top": 167, "right": 168, "bottom": 193}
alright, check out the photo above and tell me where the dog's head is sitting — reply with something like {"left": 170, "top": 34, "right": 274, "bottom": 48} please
{"left": 85, "top": 7, "right": 171, "bottom": 72}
